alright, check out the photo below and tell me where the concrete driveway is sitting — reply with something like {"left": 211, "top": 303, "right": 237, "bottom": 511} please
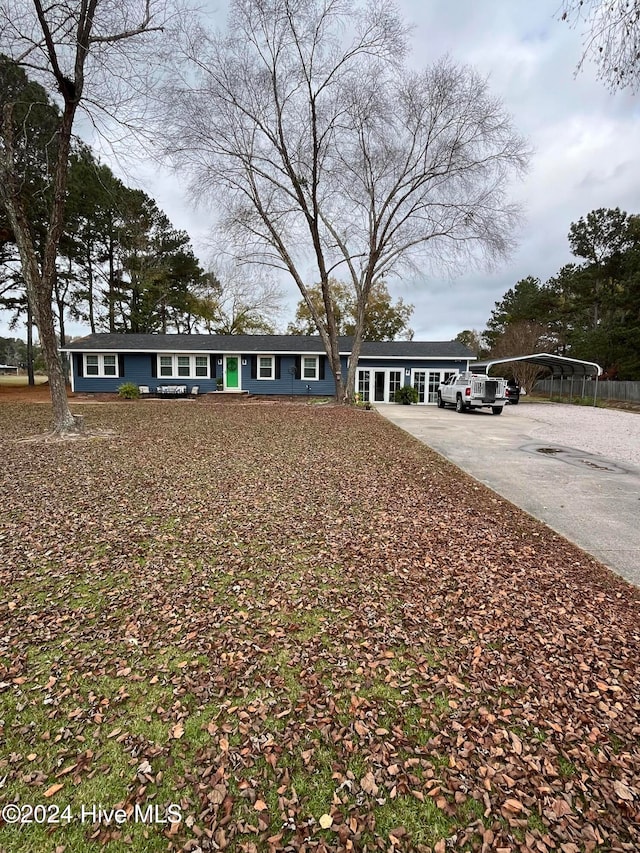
{"left": 377, "top": 402, "right": 640, "bottom": 588}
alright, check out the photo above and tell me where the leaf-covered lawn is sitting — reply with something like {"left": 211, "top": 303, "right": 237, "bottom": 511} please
{"left": 1, "top": 399, "right": 639, "bottom": 853}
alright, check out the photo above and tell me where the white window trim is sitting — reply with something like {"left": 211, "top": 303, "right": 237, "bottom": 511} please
{"left": 257, "top": 355, "right": 274, "bottom": 380}
{"left": 156, "top": 354, "right": 210, "bottom": 379}
{"left": 84, "top": 353, "right": 119, "bottom": 378}
{"left": 302, "top": 355, "right": 319, "bottom": 380}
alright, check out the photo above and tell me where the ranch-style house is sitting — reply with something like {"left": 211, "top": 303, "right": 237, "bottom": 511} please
{"left": 62, "top": 334, "right": 475, "bottom": 405}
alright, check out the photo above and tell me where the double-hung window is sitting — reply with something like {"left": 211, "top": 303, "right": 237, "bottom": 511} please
{"left": 194, "top": 356, "right": 208, "bottom": 377}
{"left": 302, "top": 356, "right": 318, "bottom": 380}
{"left": 84, "top": 354, "right": 118, "bottom": 377}
{"left": 157, "top": 354, "right": 210, "bottom": 379}
{"left": 258, "top": 356, "right": 274, "bottom": 379}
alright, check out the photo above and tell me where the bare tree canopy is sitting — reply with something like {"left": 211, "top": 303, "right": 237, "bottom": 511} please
{"left": 196, "top": 261, "right": 285, "bottom": 334}
{"left": 0, "top": 0, "right": 183, "bottom": 434}
{"left": 561, "top": 0, "right": 640, "bottom": 92}
{"left": 162, "top": 0, "right": 529, "bottom": 402}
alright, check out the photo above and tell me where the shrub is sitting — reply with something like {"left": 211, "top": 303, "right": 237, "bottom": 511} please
{"left": 394, "top": 385, "right": 419, "bottom": 405}
{"left": 117, "top": 382, "right": 140, "bottom": 399}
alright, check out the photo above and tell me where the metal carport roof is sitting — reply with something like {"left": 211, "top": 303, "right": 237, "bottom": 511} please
{"left": 470, "top": 352, "right": 602, "bottom": 378}
{"left": 470, "top": 352, "right": 602, "bottom": 404}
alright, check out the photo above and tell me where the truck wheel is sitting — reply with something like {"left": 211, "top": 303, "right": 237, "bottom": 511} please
{"left": 492, "top": 406, "right": 503, "bottom": 415}
{"left": 437, "top": 392, "right": 445, "bottom": 409}
{"left": 455, "top": 395, "right": 466, "bottom": 413}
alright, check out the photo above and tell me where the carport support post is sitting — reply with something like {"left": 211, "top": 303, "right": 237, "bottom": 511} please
{"left": 593, "top": 374, "right": 598, "bottom": 407}
{"left": 570, "top": 375, "right": 574, "bottom": 403}
{"left": 581, "top": 375, "right": 586, "bottom": 400}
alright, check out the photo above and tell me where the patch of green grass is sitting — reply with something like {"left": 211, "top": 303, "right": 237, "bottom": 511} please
{"left": 527, "top": 810, "right": 547, "bottom": 833}
{"left": 432, "top": 692, "right": 452, "bottom": 715}
{"left": 369, "top": 792, "right": 456, "bottom": 848}
{"left": 608, "top": 732, "right": 625, "bottom": 754}
{"left": 557, "top": 755, "right": 578, "bottom": 779}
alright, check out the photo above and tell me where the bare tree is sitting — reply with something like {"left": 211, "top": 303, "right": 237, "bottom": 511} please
{"left": 489, "top": 320, "right": 551, "bottom": 393}
{"left": 561, "top": 0, "right": 640, "bottom": 92}
{"left": 196, "top": 262, "right": 285, "bottom": 334}
{"left": 163, "top": 0, "right": 529, "bottom": 401}
{"left": 0, "top": 0, "right": 179, "bottom": 434}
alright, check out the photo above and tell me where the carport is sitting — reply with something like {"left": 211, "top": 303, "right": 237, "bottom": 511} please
{"left": 470, "top": 353, "right": 603, "bottom": 404}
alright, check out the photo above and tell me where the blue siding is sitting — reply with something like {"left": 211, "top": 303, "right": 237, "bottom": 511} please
{"left": 241, "top": 354, "right": 342, "bottom": 396}
{"left": 73, "top": 353, "right": 219, "bottom": 394}
{"left": 72, "top": 352, "right": 342, "bottom": 396}
{"left": 71, "top": 350, "right": 468, "bottom": 397}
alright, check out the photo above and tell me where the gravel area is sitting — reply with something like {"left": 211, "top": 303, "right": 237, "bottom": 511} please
{"left": 511, "top": 402, "right": 640, "bottom": 467}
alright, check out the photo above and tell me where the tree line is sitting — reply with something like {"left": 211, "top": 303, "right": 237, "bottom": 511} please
{"left": 457, "top": 207, "right": 640, "bottom": 384}
{"left": 0, "top": 57, "right": 291, "bottom": 349}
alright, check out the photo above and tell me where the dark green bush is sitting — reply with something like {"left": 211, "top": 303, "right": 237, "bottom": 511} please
{"left": 394, "top": 385, "right": 419, "bottom": 404}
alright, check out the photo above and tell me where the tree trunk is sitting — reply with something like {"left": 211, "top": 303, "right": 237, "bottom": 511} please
{"left": 345, "top": 273, "right": 374, "bottom": 402}
{"left": 346, "top": 305, "right": 365, "bottom": 402}
{"left": 26, "top": 300, "right": 34, "bottom": 386}
{"left": 54, "top": 267, "right": 67, "bottom": 347}
{"left": 86, "top": 241, "right": 96, "bottom": 333}
{"left": 0, "top": 101, "right": 83, "bottom": 435}
{"left": 108, "top": 225, "right": 116, "bottom": 332}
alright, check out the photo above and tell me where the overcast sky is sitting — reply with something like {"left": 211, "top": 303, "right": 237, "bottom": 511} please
{"left": 3, "top": 0, "right": 639, "bottom": 343}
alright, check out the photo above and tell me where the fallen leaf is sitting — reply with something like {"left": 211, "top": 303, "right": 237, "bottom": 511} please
{"left": 360, "top": 771, "right": 379, "bottom": 796}
{"left": 613, "top": 780, "right": 634, "bottom": 801}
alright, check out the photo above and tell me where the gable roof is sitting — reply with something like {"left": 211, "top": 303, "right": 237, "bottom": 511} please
{"left": 62, "top": 333, "right": 474, "bottom": 359}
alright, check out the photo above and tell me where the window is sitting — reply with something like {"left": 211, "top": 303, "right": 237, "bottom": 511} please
{"left": 302, "top": 356, "right": 318, "bottom": 380}
{"left": 84, "top": 354, "right": 119, "bottom": 378}
{"left": 388, "top": 370, "right": 402, "bottom": 402}
{"left": 357, "top": 370, "right": 371, "bottom": 402}
{"left": 157, "top": 354, "right": 210, "bottom": 379}
{"left": 85, "top": 355, "right": 99, "bottom": 376}
{"left": 258, "top": 356, "right": 274, "bottom": 379}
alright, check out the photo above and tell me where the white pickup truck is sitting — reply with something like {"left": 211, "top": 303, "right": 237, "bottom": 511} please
{"left": 437, "top": 372, "right": 508, "bottom": 415}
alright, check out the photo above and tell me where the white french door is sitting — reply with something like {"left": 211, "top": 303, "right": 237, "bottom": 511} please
{"left": 412, "top": 370, "right": 457, "bottom": 404}
{"left": 357, "top": 369, "right": 403, "bottom": 403}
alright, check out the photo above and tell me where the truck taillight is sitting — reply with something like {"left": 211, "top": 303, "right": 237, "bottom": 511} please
{"left": 465, "top": 387, "right": 471, "bottom": 396}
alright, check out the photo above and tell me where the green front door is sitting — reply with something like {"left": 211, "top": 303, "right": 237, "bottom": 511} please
{"left": 225, "top": 356, "right": 239, "bottom": 389}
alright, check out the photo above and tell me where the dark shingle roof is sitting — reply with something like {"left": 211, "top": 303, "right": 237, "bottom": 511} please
{"left": 62, "top": 333, "right": 473, "bottom": 359}
{"left": 63, "top": 333, "right": 335, "bottom": 353}
{"left": 358, "top": 340, "right": 473, "bottom": 358}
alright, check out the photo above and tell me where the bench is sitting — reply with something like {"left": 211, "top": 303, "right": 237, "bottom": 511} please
{"left": 156, "top": 385, "right": 188, "bottom": 397}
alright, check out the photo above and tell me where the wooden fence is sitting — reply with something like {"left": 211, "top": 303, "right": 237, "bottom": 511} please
{"left": 534, "top": 379, "right": 640, "bottom": 403}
